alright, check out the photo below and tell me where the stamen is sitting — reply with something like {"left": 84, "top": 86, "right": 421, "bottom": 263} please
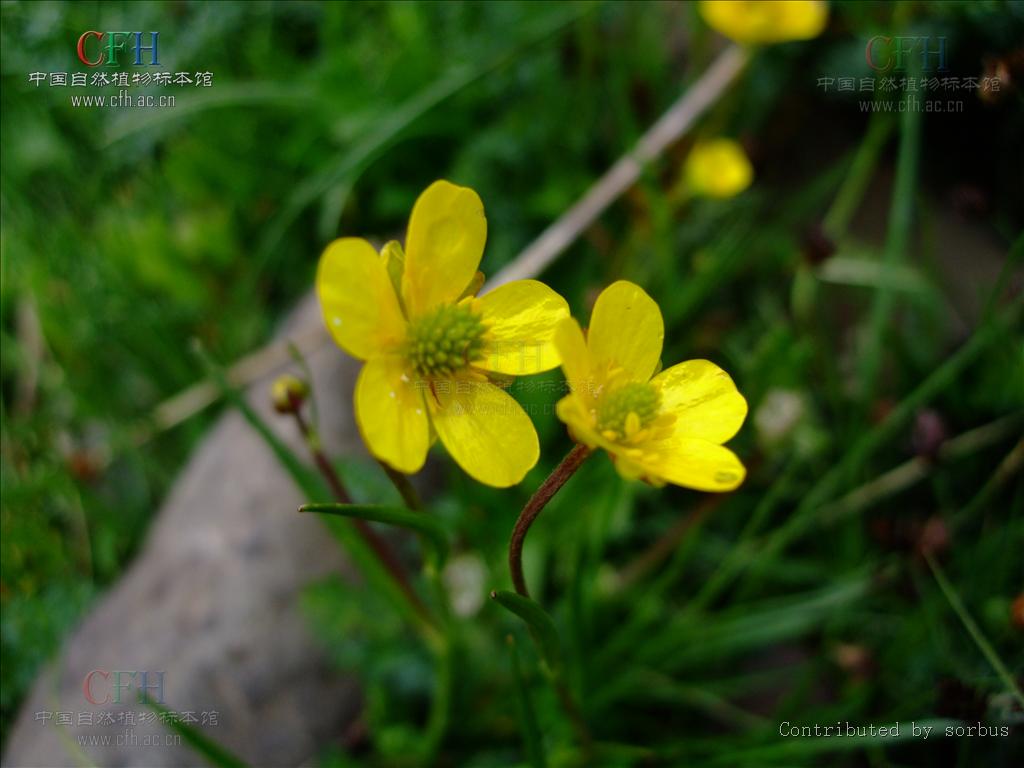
{"left": 405, "top": 303, "right": 486, "bottom": 377}
{"left": 596, "top": 381, "right": 661, "bottom": 439}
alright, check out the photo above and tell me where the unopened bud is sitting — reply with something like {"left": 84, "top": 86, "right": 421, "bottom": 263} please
{"left": 1012, "top": 594, "right": 1024, "bottom": 631}
{"left": 912, "top": 409, "right": 947, "bottom": 462}
{"left": 914, "top": 516, "right": 950, "bottom": 560}
{"left": 833, "top": 643, "right": 875, "bottom": 682}
{"left": 979, "top": 53, "right": 1020, "bottom": 106}
{"left": 271, "top": 374, "right": 309, "bottom": 414}
{"left": 801, "top": 223, "right": 836, "bottom": 266}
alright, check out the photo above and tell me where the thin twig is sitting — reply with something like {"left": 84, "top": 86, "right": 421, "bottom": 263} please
{"left": 488, "top": 45, "right": 748, "bottom": 289}
{"left": 509, "top": 444, "right": 592, "bottom": 597}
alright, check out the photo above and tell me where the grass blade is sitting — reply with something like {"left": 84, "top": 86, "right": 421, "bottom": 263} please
{"left": 859, "top": 62, "right": 922, "bottom": 405}
{"left": 925, "top": 553, "right": 1024, "bottom": 708}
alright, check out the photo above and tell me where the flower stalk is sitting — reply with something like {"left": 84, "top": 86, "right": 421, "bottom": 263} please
{"left": 374, "top": 461, "right": 454, "bottom": 763}
{"left": 508, "top": 443, "right": 592, "bottom": 597}
{"left": 289, "top": 405, "right": 435, "bottom": 627}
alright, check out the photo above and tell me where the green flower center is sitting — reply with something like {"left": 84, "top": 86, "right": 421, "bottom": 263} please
{"left": 596, "top": 381, "right": 661, "bottom": 437}
{"left": 405, "top": 303, "right": 486, "bottom": 377}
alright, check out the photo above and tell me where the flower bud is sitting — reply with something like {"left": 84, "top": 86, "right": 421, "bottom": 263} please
{"left": 682, "top": 138, "right": 753, "bottom": 199}
{"left": 271, "top": 374, "right": 309, "bottom": 414}
{"left": 914, "top": 516, "right": 949, "bottom": 560}
{"left": 801, "top": 223, "right": 836, "bottom": 266}
{"left": 1012, "top": 594, "right": 1024, "bottom": 632}
{"left": 912, "top": 409, "right": 947, "bottom": 462}
{"left": 833, "top": 643, "right": 875, "bottom": 682}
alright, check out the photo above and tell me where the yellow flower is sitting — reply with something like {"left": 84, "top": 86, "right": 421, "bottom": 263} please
{"left": 554, "top": 281, "right": 747, "bottom": 491}
{"left": 683, "top": 138, "right": 753, "bottom": 199}
{"left": 317, "top": 180, "right": 569, "bottom": 487}
{"left": 699, "top": 1, "right": 828, "bottom": 45}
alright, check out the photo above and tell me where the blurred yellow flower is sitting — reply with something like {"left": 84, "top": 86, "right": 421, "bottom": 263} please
{"left": 699, "top": 0, "right": 828, "bottom": 45}
{"left": 554, "top": 281, "right": 747, "bottom": 491}
{"left": 683, "top": 138, "right": 753, "bottom": 199}
{"left": 317, "top": 180, "right": 569, "bottom": 487}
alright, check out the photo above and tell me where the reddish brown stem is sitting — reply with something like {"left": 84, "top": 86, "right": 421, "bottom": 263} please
{"left": 291, "top": 409, "right": 433, "bottom": 626}
{"left": 508, "top": 443, "right": 592, "bottom": 597}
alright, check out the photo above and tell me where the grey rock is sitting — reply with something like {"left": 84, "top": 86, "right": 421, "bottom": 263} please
{"left": 2, "top": 296, "right": 363, "bottom": 768}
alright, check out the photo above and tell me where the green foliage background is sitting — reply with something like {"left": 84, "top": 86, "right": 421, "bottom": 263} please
{"left": 1, "top": 1, "right": 1022, "bottom": 765}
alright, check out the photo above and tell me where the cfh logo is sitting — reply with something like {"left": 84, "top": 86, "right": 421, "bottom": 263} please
{"left": 866, "top": 36, "right": 948, "bottom": 72}
{"left": 76, "top": 31, "right": 160, "bottom": 67}
{"left": 83, "top": 669, "right": 166, "bottom": 705}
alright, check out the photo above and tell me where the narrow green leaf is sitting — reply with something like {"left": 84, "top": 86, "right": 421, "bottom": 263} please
{"left": 300, "top": 503, "right": 449, "bottom": 566}
{"left": 421, "top": 632, "right": 455, "bottom": 765}
{"left": 508, "top": 634, "right": 547, "bottom": 768}
{"left": 823, "top": 112, "right": 893, "bottom": 238}
{"left": 859, "top": 56, "right": 922, "bottom": 406}
{"left": 491, "top": 590, "right": 562, "bottom": 670}
{"left": 144, "top": 698, "right": 247, "bottom": 768}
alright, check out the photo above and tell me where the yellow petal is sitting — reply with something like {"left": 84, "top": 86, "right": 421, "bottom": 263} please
{"left": 699, "top": 1, "right": 828, "bottom": 45}
{"left": 587, "top": 281, "right": 664, "bottom": 382}
{"left": 354, "top": 355, "right": 429, "bottom": 474}
{"left": 553, "top": 317, "right": 593, "bottom": 394}
{"left": 381, "top": 240, "right": 407, "bottom": 311}
{"left": 317, "top": 238, "right": 406, "bottom": 360}
{"left": 402, "top": 180, "right": 487, "bottom": 317}
{"left": 475, "top": 280, "right": 569, "bottom": 375}
{"left": 555, "top": 393, "right": 598, "bottom": 448}
{"left": 458, "top": 270, "right": 485, "bottom": 301}
{"left": 428, "top": 379, "right": 539, "bottom": 487}
{"left": 634, "top": 435, "right": 746, "bottom": 492}
{"left": 651, "top": 359, "right": 748, "bottom": 443}
{"left": 776, "top": 0, "right": 829, "bottom": 41}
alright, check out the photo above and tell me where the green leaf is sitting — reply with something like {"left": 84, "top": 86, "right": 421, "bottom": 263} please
{"left": 507, "top": 634, "right": 547, "bottom": 768}
{"left": 490, "top": 590, "right": 562, "bottom": 671}
{"left": 300, "top": 503, "right": 449, "bottom": 567}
